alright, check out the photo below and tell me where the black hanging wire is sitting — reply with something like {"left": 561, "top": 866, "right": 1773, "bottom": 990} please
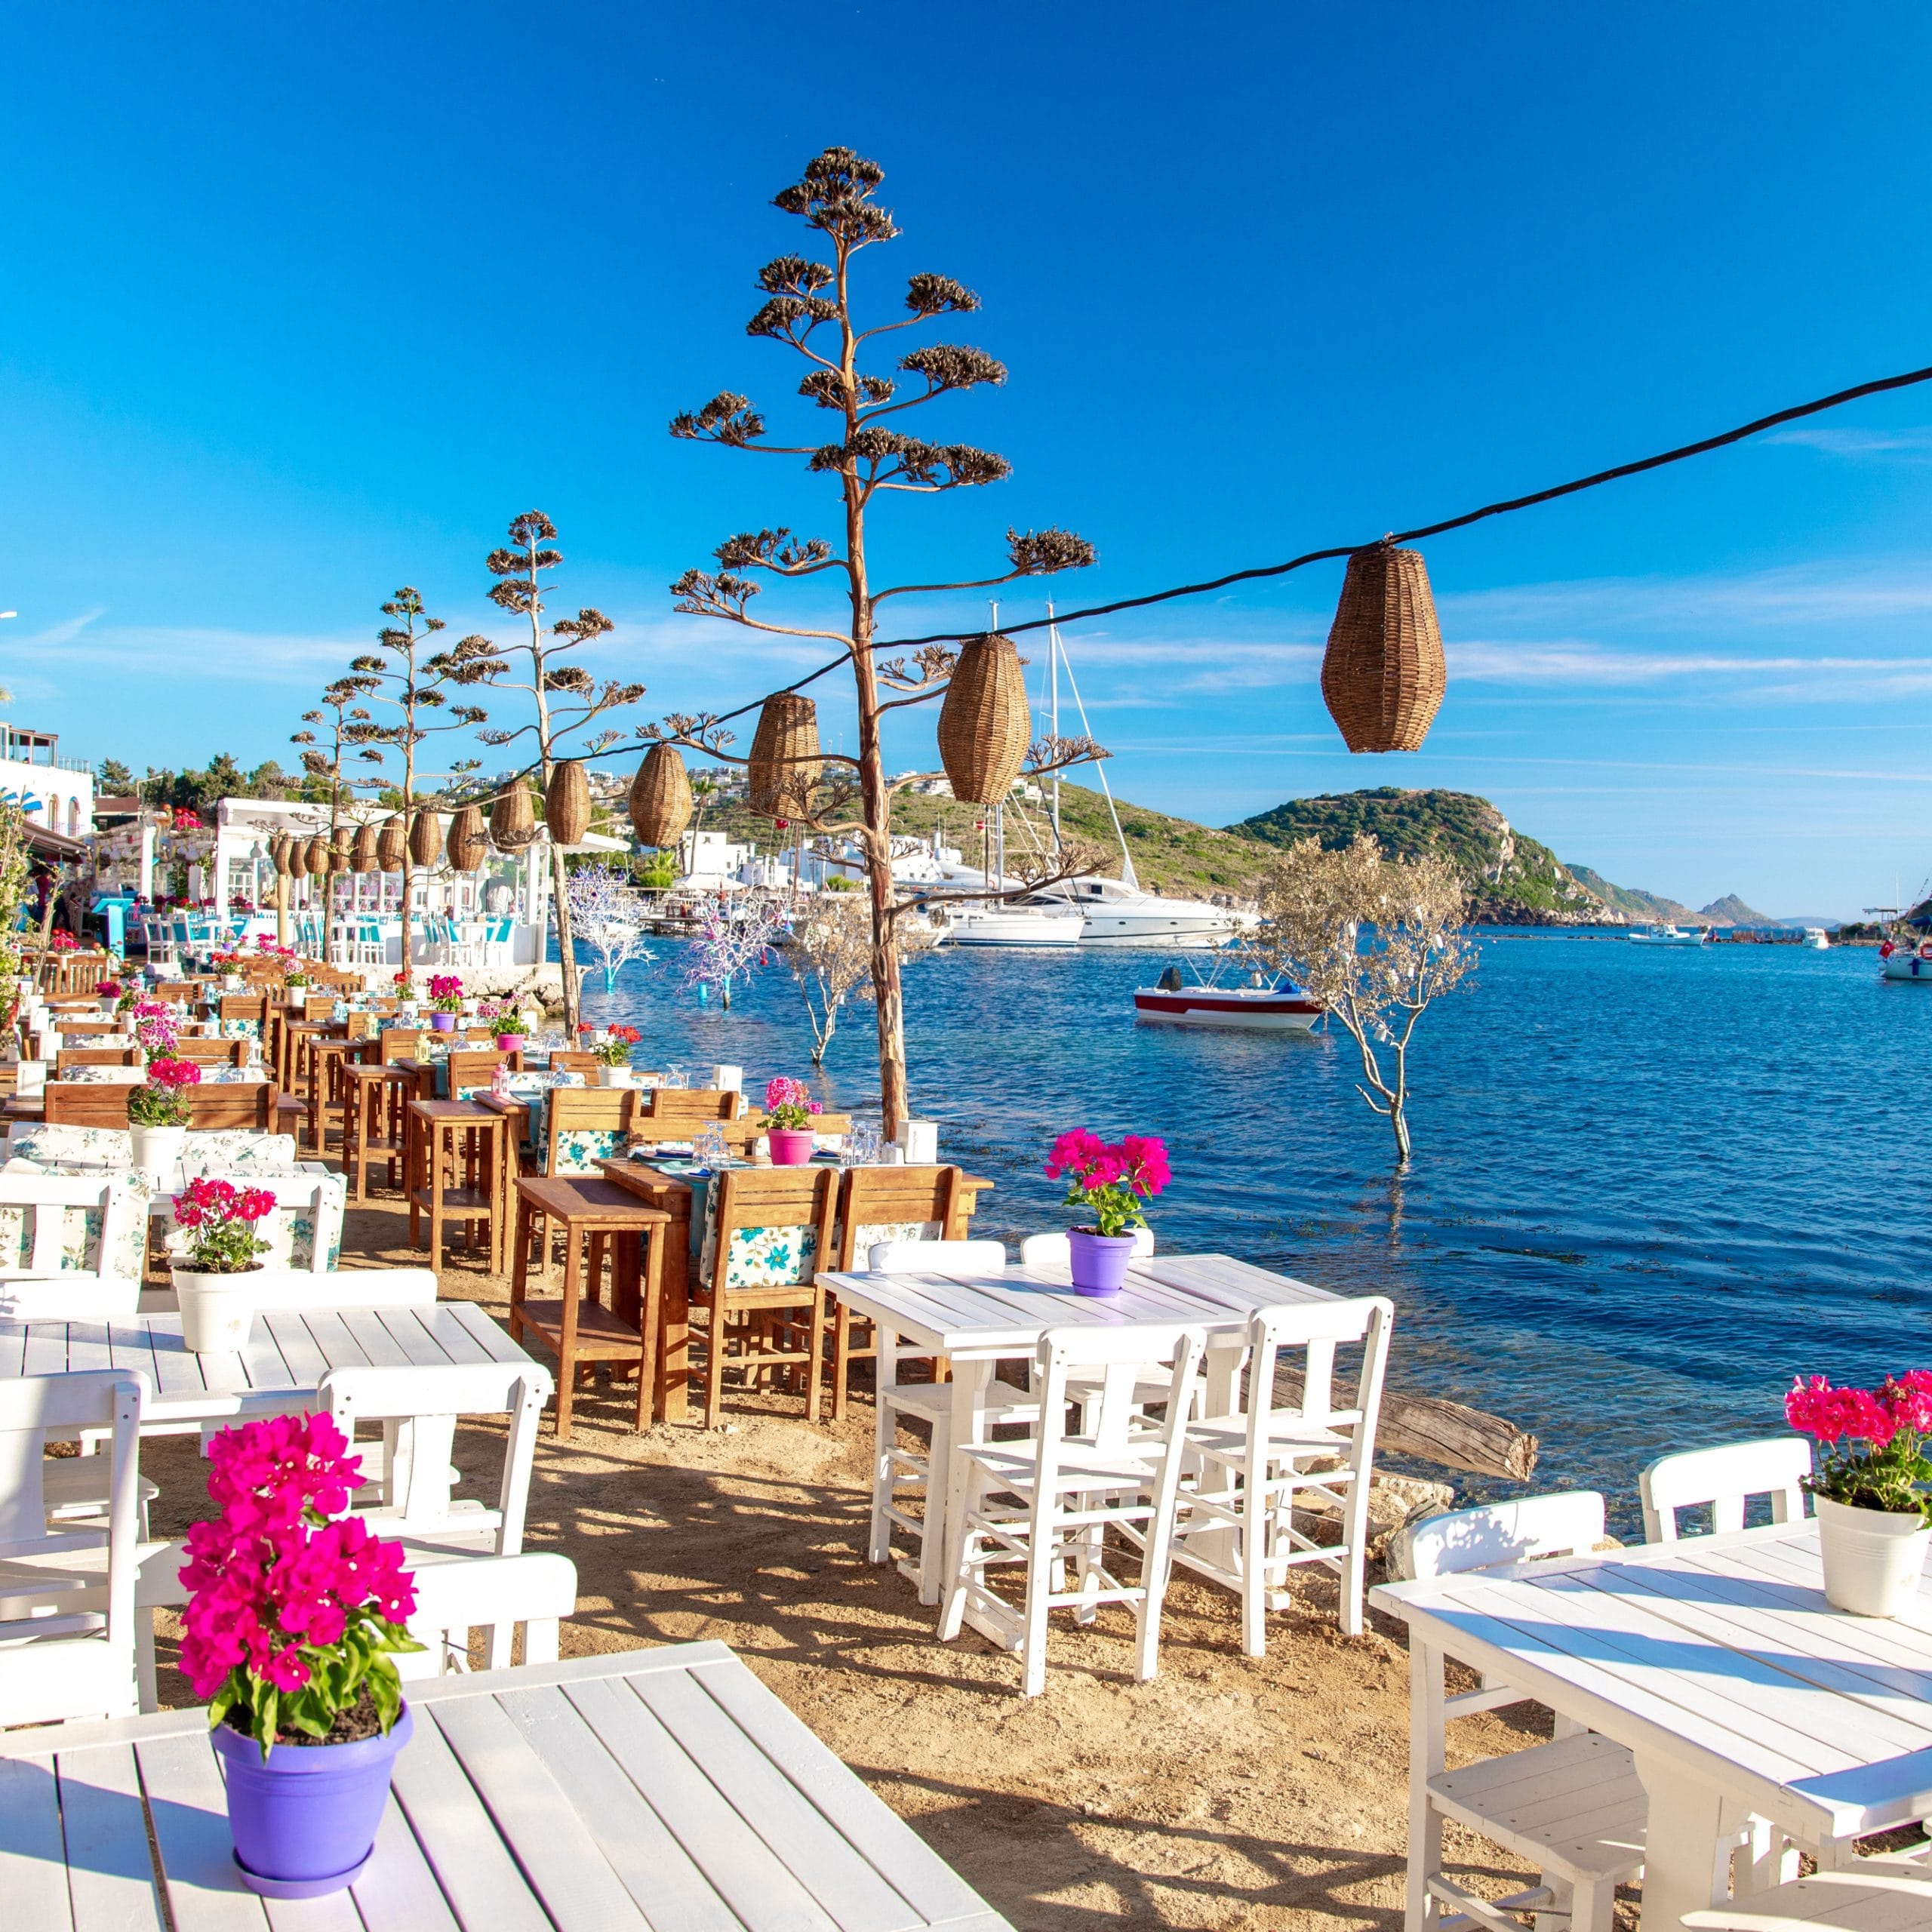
{"left": 674, "top": 358, "right": 1932, "bottom": 735}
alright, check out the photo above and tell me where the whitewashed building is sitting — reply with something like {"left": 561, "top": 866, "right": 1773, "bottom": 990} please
{"left": 0, "top": 727, "right": 96, "bottom": 841}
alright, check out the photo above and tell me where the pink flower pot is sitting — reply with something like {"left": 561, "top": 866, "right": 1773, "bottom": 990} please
{"left": 1067, "top": 1229, "right": 1137, "bottom": 1296}
{"left": 494, "top": 1034, "right": 525, "bottom": 1054}
{"left": 768, "top": 1128, "right": 816, "bottom": 1166}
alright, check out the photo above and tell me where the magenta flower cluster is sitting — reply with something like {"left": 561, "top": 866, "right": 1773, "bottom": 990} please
{"left": 764, "top": 1075, "right": 823, "bottom": 1131}
{"left": 1044, "top": 1130, "right": 1171, "bottom": 1237}
{"left": 131, "top": 1000, "right": 180, "bottom": 1056}
{"left": 1784, "top": 1371, "right": 1932, "bottom": 1521}
{"left": 180, "top": 1414, "right": 417, "bottom": 1742}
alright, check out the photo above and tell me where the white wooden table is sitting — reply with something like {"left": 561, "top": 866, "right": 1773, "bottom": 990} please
{"left": 817, "top": 1252, "right": 1341, "bottom": 1604}
{"left": 0, "top": 1642, "right": 1013, "bottom": 1931}
{"left": 1371, "top": 1521, "right": 1932, "bottom": 1930}
{"left": 0, "top": 1301, "right": 537, "bottom": 1430}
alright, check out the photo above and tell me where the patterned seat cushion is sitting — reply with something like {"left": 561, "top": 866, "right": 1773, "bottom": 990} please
{"left": 11, "top": 1126, "right": 133, "bottom": 1164}
{"left": 709, "top": 1223, "right": 819, "bottom": 1291}
{"left": 549, "top": 1127, "right": 626, "bottom": 1177}
{"left": 183, "top": 1131, "right": 297, "bottom": 1171}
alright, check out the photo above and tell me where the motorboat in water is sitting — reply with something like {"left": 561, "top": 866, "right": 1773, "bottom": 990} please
{"left": 1026, "top": 874, "right": 1257, "bottom": 949}
{"left": 938, "top": 900, "right": 1084, "bottom": 947}
{"left": 1627, "top": 924, "right": 1709, "bottom": 946}
{"left": 1132, "top": 964, "right": 1322, "bottom": 1032}
{"left": 1801, "top": 927, "right": 1829, "bottom": 950}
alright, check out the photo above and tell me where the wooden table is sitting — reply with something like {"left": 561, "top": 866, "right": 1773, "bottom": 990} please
{"left": 816, "top": 1251, "right": 1340, "bottom": 1605}
{"left": 1371, "top": 1520, "right": 1932, "bottom": 1930}
{"left": 0, "top": 1642, "right": 1012, "bottom": 1931}
{"left": 409, "top": 1100, "right": 512, "bottom": 1274}
{"left": 0, "top": 1300, "right": 539, "bottom": 1433}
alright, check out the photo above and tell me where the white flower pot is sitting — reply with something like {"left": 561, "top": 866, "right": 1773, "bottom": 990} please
{"left": 175, "top": 1269, "right": 257, "bottom": 1354}
{"left": 1816, "top": 1494, "right": 1932, "bottom": 1617}
{"left": 595, "top": 1064, "right": 630, "bottom": 1087}
{"left": 129, "top": 1124, "right": 187, "bottom": 1184}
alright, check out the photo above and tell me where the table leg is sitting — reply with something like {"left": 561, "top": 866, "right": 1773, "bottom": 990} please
{"left": 1632, "top": 1752, "right": 1731, "bottom": 1929}
{"left": 636, "top": 1229, "right": 663, "bottom": 1429}
{"left": 659, "top": 1208, "right": 690, "bottom": 1423}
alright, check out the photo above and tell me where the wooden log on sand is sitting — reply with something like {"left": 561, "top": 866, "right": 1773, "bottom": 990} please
{"left": 1273, "top": 1364, "right": 1537, "bottom": 1481}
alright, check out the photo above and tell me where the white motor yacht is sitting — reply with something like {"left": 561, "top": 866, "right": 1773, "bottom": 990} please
{"left": 1627, "top": 924, "right": 1709, "bottom": 946}
{"left": 1024, "top": 874, "right": 1257, "bottom": 949}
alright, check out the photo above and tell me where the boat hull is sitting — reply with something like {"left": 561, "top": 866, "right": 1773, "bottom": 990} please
{"left": 1881, "top": 950, "right": 1932, "bottom": 980}
{"left": 1074, "top": 916, "right": 1242, "bottom": 949}
{"left": 1133, "top": 989, "right": 1322, "bottom": 1032}
{"left": 943, "top": 909, "right": 1084, "bottom": 947}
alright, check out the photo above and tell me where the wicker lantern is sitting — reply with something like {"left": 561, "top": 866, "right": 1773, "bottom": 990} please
{"left": 351, "top": 822, "right": 380, "bottom": 874}
{"left": 490, "top": 783, "right": 537, "bottom": 851}
{"left": 375, "top": 814, "right": 406, "bottom": 872}
{"left": 304, "top": 835, "right": 330, "bottom": 878}
{"left": 746, "top": 694, "right": 821, "bottom": 820}
{"left": 270, "top": 835, "right": 293, "bottom": 876}
{"left": 329, "top": 828, "right": 353, "bottom": 874}
{"left": 937, "top": 631, "right": 1030, "bottom": 805}
{"left": 446, "top": 804, "right": 489, "bottom": 872}
{"left": 285, "top": 836, "right": 309, "bottom": 879}
{"left": 1319, "top": 542, "right": 1446, "bottom": 754}
{"left": 629, "top": 744, "right": 692, "bottom": 849}
{"left": 408, "top": 808, "right": 441, "bottom": 868}
{"left": 544, "top": 761, "right": 590, "bottom": 847}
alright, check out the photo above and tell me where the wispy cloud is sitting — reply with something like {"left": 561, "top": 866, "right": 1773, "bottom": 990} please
{"left": 1766, "top": 425, "right": 1932, "bottom": 459}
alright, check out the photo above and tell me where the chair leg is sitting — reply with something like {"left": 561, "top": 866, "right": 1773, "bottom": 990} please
{"left": 915, "top": 1407, "right": 953, "bottom": 1608}
{"left": 830, "top": 1304, "right": 854, "bottom": 1423}
{"left": 1241, "top": 1466, "right": 1269, "bottom": 1658}
{"left": 555, "top": 1232, "right": 582, "bottom": 1441}
{"left": 807, "top": 1289, "right": 830, "bottom": 1423}
{"left": 869, "top": 1394, "right": 896, "bottom": 1565}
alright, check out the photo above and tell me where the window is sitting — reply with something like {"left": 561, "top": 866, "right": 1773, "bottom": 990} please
{"left": 66, "top": 798, "right": 78, "bottom": 837}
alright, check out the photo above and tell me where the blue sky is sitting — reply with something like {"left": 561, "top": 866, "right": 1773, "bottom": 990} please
{"left": 2, "top": 4, "right": 1930, "bottom": 915}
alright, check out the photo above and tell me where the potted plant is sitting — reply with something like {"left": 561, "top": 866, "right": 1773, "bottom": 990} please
{"left": 1786, "top": 1372, "right": 1932, "bottom": 1617}
{"left": 392, "top": 972, "right": 419, "bottom": 1017}
{"left": 97, "top": 977, "right": 123, "bottom": 1015}
{"left": 426, "top": 974, "right": 463, "bottom": 1033}
{"left": 212, "top": 949, "right": 245, "bottom": 986}
{"left": 764, "top": 1075, "right": 823, "bottom": 1164}
{"left": 283, "top": 968, "right": 312, "bottom": 1010}
{"left": 1043, "top": 1130, "right": 1170, "bottom": 1295}
{"left": 172, "top": 1175, "right": 276, "bottom": 1353}
{"left": 128, "top": 1055, "right": 200, "bottom": 1182}
{"left": 592, "top": 1023, "right": 642, "bottom": 1085}
{"left": 182, "top": 1413, "right": 422, "bottom": 1898}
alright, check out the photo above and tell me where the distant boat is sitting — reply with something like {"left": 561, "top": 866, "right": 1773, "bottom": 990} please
{"left": 1628, "top": 924, "right": 1709, "bottom": 947}
{"left": 1133, "top": 964, "right": 1322, "bottom": 1032}
{"left": 1879, "top": 937, "right": 1932, "bottom": 980}
{"left": 939, "top": 902, "right": 1083, "bottom": 947}
{"left": 1802, "top": 927, "right": 1829, "bottom": 950}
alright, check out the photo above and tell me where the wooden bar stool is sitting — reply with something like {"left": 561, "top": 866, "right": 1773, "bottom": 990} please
{"left": 305, "top": 1034, "right": 371, "bottom": 1155}
{"left": 341, "top": 1063, "right": 414, "bottom": 1202}
{"left": 408, "top": 1099, "right": 511, "bottom": 1272}
{"left": 508, "top": 1176, "right": 671, "bottom": 1440}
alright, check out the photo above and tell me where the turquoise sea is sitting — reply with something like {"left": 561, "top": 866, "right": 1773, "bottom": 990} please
{"left": 580, "top": 933, "right": 1921, "bottom": 1530}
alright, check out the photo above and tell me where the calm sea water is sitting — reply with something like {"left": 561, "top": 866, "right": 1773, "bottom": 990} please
{"left": 579, "top": 933, "right": 1924, "bottom": 1528}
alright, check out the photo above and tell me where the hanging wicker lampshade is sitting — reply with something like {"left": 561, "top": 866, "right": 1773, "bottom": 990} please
{"left": 937, "top": 632, "right": 1030, "bottom": 805}
{"left": 408, "top": 808, "right": 441, "bottom": 868}
{"left": 375, "top": 814, "right": 406, "bottom": 872}
{"left": 304, "top": 835, "right": 331, "bottom": 877}
{"left": 490, "top": 783, "right": 537, "bottom": 851}
{"left": 747, "top": 694, "right": 821, "bottom": 820}
{"left": 329, "top": 828, "right": 353, "bottom": 873}
{"left": 446, "top": 804, "right": 489, "bottom": 872}
{"left": 544, "top": 761, "right": 590, "bottom": 847}
{"left": 270, "top": 835, "right": 293, "bottom": 876}
{"left": 1319, "top": 542, "right": 1447, "bottom": 754}
{"left": 629, "top": 744, "right": 692, "bottom": 849}
{"left": 351, "top": 822, "right": 380, "bottom": 873}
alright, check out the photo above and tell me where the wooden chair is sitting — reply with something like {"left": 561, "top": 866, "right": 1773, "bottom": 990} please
{"left": 1639, "top": 1438, "right": 1811, "bottom": 1543}
{"left": 1169, "top": 1296, "right": 1395, "bottom": 1647}
{"left": 1395, "top": 1492, "right": 1652, "bottom": 1932}
{"left": 408, "top": 1100, "right": 510, "bottom": 1272}
{"left": 341, "top": 1063, "right": 414, "bottom": 1201}
{"left": 217, "top": 994, "right": 268, "bottom": 1038}
{"left": 545, "top": 1050, "right": 602, "bottom": 1077}
{"left": 809, "top": 1164, "right": 976, "bottom": 1423}
{"left": 639, "top": 1087, "right": 743, "bottom": 1139}
{"left": 445, "top": 1048, "right": 518, "bottom": 1098}
{"left": 44, "top": 1082, "right": 140, "bottom": 1128}
{"left": 55, "top": 1047, "right": 140, "bottom": 1075}
{"left": 0, "top": 1371, "right": 145, "bottom": 1724}
{"left": 186, "top": 1082, "right": 278, "bottom": 1131}
{"left": 695, "top": 1165, "right": 839, "bottom": 1430}
{"left": 156, "top": 1173, "right": 345, "bottom": 1275}
{"left": 542, "top": 1087, "right": 644, "bottom": 1177}
{"left": 167, "top": 1037, "right": 249, "bottom": 1066}
{"left": 0, "top": 1173, "right": 146, "bottom": 1306}
{"left": 377, "top": 1027, "right": 423, "bottom": 1064}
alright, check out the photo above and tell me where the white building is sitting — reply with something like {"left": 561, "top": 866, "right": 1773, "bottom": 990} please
{"left": 679, "top": 828, "right": 755, "bottom": 889}
{"left": 0, "top": 727, "right": 96, "bottom": 841}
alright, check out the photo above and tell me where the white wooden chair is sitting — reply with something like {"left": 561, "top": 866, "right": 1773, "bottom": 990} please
{"left": 864, "top": 1238, "right": 1030, "bottom": 1607}
{"left": 1018, "top": 1226, "right": 1155, "bottom": 1270}
{"left": 1640, "top": 1437, "right": 1812, "bottom": 1543}
{"left": 0, "top": 1371, "right": 146, "bottom": 1725}
{"left": 1399, "top": 1492, "right": 1649, "bottom": 1932}
{"left": 1169, "top": 1295, "right": 1394, "bottom": 1650}
{"left": 940, "top": 1321, "right": 1206, "bottom": 1697}
{"left": 395, "top": 1550, "right": 577, "bottom": 1680}
{"left": 1683, "top": 1869, "right": 1932, "bottom": 1931}
{"left": 156, "top": 1171, "right": 346, "bottom": 1275}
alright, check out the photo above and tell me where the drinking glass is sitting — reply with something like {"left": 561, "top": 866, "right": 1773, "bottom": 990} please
{"left": 666, "top": 1066, "right": 688, "bottom": 1090}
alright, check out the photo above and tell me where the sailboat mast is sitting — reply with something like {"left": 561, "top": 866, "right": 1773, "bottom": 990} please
{"left": 1048, "top": 601, "right": 1061, "bottom": 848}
{"left": 1056, "top": 628, "right": 1137, "bottom": 889}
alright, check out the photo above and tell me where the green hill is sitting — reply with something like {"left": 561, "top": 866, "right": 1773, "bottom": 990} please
{"left": 1566, "top": 865, "right": 1696, "bottom": 924}
{"left": 1227, "top": 787, "right": 1609, "bottom": 924}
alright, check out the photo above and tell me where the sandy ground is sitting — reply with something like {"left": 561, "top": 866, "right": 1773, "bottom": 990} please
{"left": 139, "top": 1194, "right": 1584, "bottom": 1932}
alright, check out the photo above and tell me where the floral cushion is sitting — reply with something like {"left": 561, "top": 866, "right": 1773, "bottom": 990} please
{"left": 66, "top": 1066, "right": 143, "bottom": 1084}
{"left": 162, "top": 1184, "right": 342, "bottom": 1270}
{"left": 220, "top": 1018, "right": 263, "bottom": 1040}
{"left": 714, "top": 1223, "right": 818, "bottom": 1291}
{"left": 11, "top": 1126, "right": 133, "bottom": 1163}
{"left": 851, "top": 1219, "right": 942, "bottom": 1260}
{"left": 0, "top": 1179, "right": 149, "bottom": 1279}
{"left": 183, "top": 1131, "right": 297, "bottom": 1171}
{"left": 549, "top": 1127, "right": 626, "bottom": 1177}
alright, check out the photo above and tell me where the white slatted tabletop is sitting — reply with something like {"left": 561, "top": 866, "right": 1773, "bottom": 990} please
{"left": 0, "top": 1300, "right": 535, "bottom": 1425}
{"left": 816, "top": 1250, "right": 1338, "bottom": 1356}
{"left": 0, "top": 1643, "right": 1014, "bottom": 1932}
{"left": 1371, "top": 1521, "right": 1932, "bottom": 1930}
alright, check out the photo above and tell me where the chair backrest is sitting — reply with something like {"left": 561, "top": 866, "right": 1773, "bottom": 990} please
{"left": 836, "top": 1164, "right": 973, "bottom": 1268}
{"left": 247, "top": 1266, "right": 435, "bottom": 1309}
{"left": 302, "top": 995, "right": 336, "bottom": 1020}
{"left": 867, "top": 1237, "right": 1007, "bottom": 1273}
{"left": 378, "top": 1028, "right": 423, "bottom": 1064}
{"left": 57, "top": 1048, "right": 140, "bottom": 1072}
{"left": 0, "top": 1371, "right": 143, "bottom": 1724}
{"left": 1389, "top": 1491, "right": 1607, "bottom": 1583}
{"left": 709, "top": 1164, "right": 840, "bottom": 1294}
{"left": 643, "top": 1088, "right": 743, "bottom": 1132}
{"left": 0, "top": 1172, "right": 143, "bottom": 1282}
{"left": 169, "top": 1036, "right": 249, "bottom": 1066}
{"left": 315, "top": 1361, "right": 548, "bottom": 1554}
{"left": 544, "top": 1050, "right": 601, "bottom": 1076}
{"left": 187, "top": 1082, "right": 278, "bottom": 1130}
{"left": 1033, "top": 1321, "right": 1207, "bottom": 1466}
{"left": 45, "top": 1081, "right": 136, "bottom": 1127}
{"left": 544, "top": 1088, "right": 642, "bottom": 1175}
{"left": 445, "top": 1050, "right": 513, "bottom": 1100}
{"left": 1020, "top": 1226, "right": 1154, "bottom": 1270}
{"left": 218, "top": 995, "right": 268, "bottom": 1023}
{"left": 1639, "top": 1437, "right": 1811, "bottom": 1543}
{"left": 159, "top": 1173, "right": 344, "bottom": 1274}
{"left": 1246, "top": 1297, "right": 1395, "bottom": 1475}
{"left": 395, "top": 1551, "right": 577, "bottom": 1681}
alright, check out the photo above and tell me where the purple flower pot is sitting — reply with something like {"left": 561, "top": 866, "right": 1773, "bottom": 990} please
{"left": 768, "top": 1127, "right": 816, "bottom": 1166}
{"left": 1067, "top": 1229, "right": 1137, "bottom": 1296}
{"left": 212, "top": 1704, "right": 413, "bottom": 1899}
{"left": 429, "top": 1011, "right": 456, "bottom": 1032}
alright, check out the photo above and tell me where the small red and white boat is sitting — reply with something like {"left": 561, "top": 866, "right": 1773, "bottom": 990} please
{"left": 1133, "top": 970, "right": 1323, "bottom": 1032}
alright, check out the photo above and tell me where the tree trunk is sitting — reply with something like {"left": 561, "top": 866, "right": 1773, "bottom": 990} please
{"left": 1270, "top": 1362, "right": 1537, "bottom": 1479}
{"left": 549, "top": 840, "right": 580, "bottom": 1032}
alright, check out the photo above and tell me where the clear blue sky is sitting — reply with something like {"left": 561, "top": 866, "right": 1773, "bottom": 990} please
{"left": 3, "top": 3, "right": 1930, "bottom": 916}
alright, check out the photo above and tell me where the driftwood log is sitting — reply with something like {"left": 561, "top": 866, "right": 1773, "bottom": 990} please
{"left": 1272, "top": 1364, "right": 1537, "bottom": 1481}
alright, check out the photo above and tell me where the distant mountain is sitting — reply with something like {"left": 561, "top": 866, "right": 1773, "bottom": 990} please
{"left": 1697, "top": 894, "right": 1770, "bottom": 926}
{"left": 1228, "top": 786, "right": 1610, "bottom": 924}
{"left": 1564, "top": 866, "right": 1696, "bottom": 924}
